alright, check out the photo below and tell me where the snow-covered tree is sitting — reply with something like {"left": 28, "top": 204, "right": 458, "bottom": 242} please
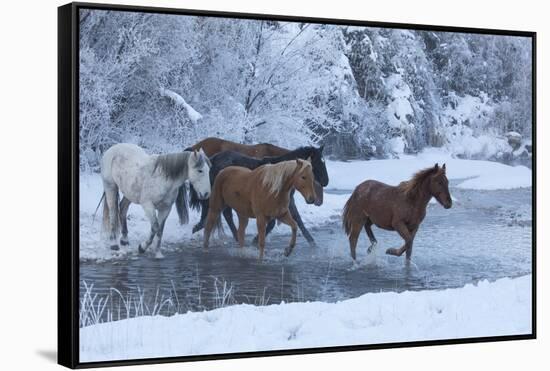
{"left": 78, "top": 9, "right": 533, "bottom": 170}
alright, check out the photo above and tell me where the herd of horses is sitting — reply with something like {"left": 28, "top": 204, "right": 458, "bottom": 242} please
{"left": 98, "top": 137, "right": 452, "bottom": 261}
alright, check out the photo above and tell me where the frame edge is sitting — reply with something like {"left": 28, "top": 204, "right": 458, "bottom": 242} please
{"left": 58, "top": 2, "right": 79, "bottom": 369}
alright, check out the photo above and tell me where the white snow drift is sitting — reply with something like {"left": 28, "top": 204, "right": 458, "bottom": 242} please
{"left": 326, "top": 148, "right": 531, "bottom": 191}
{"left": 80, "top": 274, "right": 532, "bottom": 362}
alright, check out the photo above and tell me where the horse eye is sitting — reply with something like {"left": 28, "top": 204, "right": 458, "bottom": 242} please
{"left": 198, "top": 170, "right": 203, "bottom": 173}
{"left": 301, "top": 176, "right": 306, "bottom": 180}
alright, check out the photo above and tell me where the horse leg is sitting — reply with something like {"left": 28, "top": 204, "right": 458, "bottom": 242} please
{"left": 119, "top": 197, "right": 131, "bottom": 246}
{"left": 192, "top": 199, "right": 209, "bottom": 234}
{"left": 252, "top": 219, "right": 275, "bottom": 245}
{"left": 386, "top": 222, "right": 413, "bottom": 258}
{"left": 347, "top": 222, "right": 362, "bottom": 261}
{"left": 223, "top": 208, "right": 239, "bottom": 242}
{"left": 203, "top": 208, "right": 221, "bottom": 249}
{"left": 405, "top": 227, "right": 418, "bottom": 260}
{"left": 236, "top": 214, "right": 249, "bottom": 248}
{"left": 152, "top": 206, "right": 171, "bottom": 259}
{"left": 138, "top": 202, "right": 158, "bottom": 254}
{"left": 289, "top": 196, "right": 316, "bottom": 248}
{"left": 104, "top": 185, "right": 120, "bottom": 251}
{"left": 256, "top": 216, "right": 267, "bottom": 260}
{"left": 364, "top": 218, "right": 377, "bottom": 254}
{"left": 278, "top": 212, "right": 298, "bottom": 257}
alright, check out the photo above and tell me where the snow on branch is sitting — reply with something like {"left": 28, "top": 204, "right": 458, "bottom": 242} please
{"left": 159, "top": 87, "right": 203, "bottom": 124}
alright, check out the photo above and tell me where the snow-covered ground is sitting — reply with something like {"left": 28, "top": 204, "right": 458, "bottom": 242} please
{"left": 80, "top": 274, "right": 532, "bottom": 362}
{"left": 326, "top": 148, "right": 532, "bottom": 191}
{"left": 79, "top": 148, "right": 532, "bottom": 261}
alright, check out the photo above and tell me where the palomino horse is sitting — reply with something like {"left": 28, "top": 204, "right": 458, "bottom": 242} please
{"left": 342, "top": 163, "right": 452, "bottom": 262}
{"left": 203, "top": 159, "right": 317, "bottom": 260}
{"left": 187, "top": 146, "right": 328, "bottom": 246}
{"left": 100, "top": 143, "right": 211, "bottom": 258}
{"left": 179, "top": 137, "right": 291, "bottom": 225}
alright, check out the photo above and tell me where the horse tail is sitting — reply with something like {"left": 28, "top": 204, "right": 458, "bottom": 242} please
{"left": 342, "top": 191, "right": 357, "bottom": 236}
{"left": 175, "top": 185, "right": 189, "bottom": 225}
{"left": 206, "top": 177, "right": 225, "bottom": 235}
{"left": 92, "top": 192, "right": 105, "bottom": 223}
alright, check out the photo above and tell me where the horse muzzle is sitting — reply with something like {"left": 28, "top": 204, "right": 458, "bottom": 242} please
{"left": 306, "top": 196, "right": 315, "bottom": 205}
{"left": 313, "top": 181, "right": 324, "bottom": 206}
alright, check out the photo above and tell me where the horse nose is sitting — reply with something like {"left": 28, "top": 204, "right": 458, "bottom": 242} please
{"left": 307, "top": 196, "right": 315, "bottom": 204}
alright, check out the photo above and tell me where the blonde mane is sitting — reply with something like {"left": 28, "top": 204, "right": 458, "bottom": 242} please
{"left": 258, "top": 159, "right": 312, "bottom": 196}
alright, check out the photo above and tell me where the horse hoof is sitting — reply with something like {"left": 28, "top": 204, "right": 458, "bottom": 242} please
{"left": 110, "top": 245, "right": 119, "bottom": 251}
{"left": 120, "top": 239, "right": 129, "bottom": 246}
{"left": 192, "top": 225, "right": 201, "bottom": 234}
{"left": 154, "top": 251, "right": 165, "bottom": 259}
{"left": 138, "top": 244, "right": 145, "bottom": 254}
{"left": 284, "top": 247, "right": 293, "bottom": 257}
{"left": 385, "top": 248, "right": 397, "bottom": 256}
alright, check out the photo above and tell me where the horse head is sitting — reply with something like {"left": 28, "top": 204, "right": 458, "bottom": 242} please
{"left": 188, "top": 148, "right": 211, "bottom": 200}
{"left": 293, "top": 158, "right": 316, "bottom": 205}
{"left": 303, "top": 145, "right": 328, "bottom": 206}
{"left": 309, "top": 145, "right": 329, "bottom": 187}
{"left": 429, "top": 163, "right": 452, "bottom": 209}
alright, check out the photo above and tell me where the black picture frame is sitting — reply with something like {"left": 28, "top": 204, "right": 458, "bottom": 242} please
{"left": 58, "top": 2, "right": 537, "bottom": 368}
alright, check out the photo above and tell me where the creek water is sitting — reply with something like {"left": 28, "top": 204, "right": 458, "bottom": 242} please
{"left": 80, "top": 187, "right": 532, "bottom": 321}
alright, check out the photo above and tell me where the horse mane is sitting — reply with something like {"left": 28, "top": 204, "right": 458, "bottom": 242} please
{"left": 261, "top": 146, "right": 315, "bottom": 164}
{"left": 258, "top": 160, "right": 312, "bottom": 196}
{"left": 398, "top": 166, "right": 439, "bottom": 199}
{"left": 153, "top": 152, "right": 191, "bottom": 180}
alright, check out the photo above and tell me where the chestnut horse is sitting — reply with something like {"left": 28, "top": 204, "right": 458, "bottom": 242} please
{"left": 186, "top": 137, "right": 288, "bottom": 158}
{"left": 342, "top": 163, "right": 452, "bottom": 262}
{"left": 203, "top": 159, "right": 317, "bottom": 260}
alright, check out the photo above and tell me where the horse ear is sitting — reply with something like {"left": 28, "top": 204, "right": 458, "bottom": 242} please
{"left": 306, "top": 156, "right": 312, "bottom": 163}
{"left": 442, "top": 163, "right": 446, "bottom": 172}
{"left": 434, "top": 163, "right": 439, "bottom": 170}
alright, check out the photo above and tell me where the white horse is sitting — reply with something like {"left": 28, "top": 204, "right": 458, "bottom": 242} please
{"left": 100, "top": 143, "right": 211, "bottom": 258}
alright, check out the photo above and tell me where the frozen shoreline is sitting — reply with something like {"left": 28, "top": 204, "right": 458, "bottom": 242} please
{"left": 79, "top": 150, "right": 532, "bottom": 261}
{"left": 80, "top": 274, "right": 532, "bottom": 362}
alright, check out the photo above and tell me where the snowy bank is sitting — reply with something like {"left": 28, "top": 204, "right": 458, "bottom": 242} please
{"left": 80, "top": 275, "right": 532, "bottom": 362}
{"left": 326, "top": 148, "right": 531, "bottom": 191}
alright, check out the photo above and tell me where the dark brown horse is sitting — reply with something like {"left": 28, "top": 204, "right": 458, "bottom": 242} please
{"left": 186, "top": 137, "right": 288, "bottom": 158}
{"left": 203, "top": 159, "right": 317, "bottom": 260}
{"left": 342, "top": 163, "right": 452, "bottom": 261}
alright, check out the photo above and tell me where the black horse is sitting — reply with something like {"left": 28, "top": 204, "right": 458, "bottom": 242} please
{"left": 184, "top": 146, "right": 329, "bottom": 247}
